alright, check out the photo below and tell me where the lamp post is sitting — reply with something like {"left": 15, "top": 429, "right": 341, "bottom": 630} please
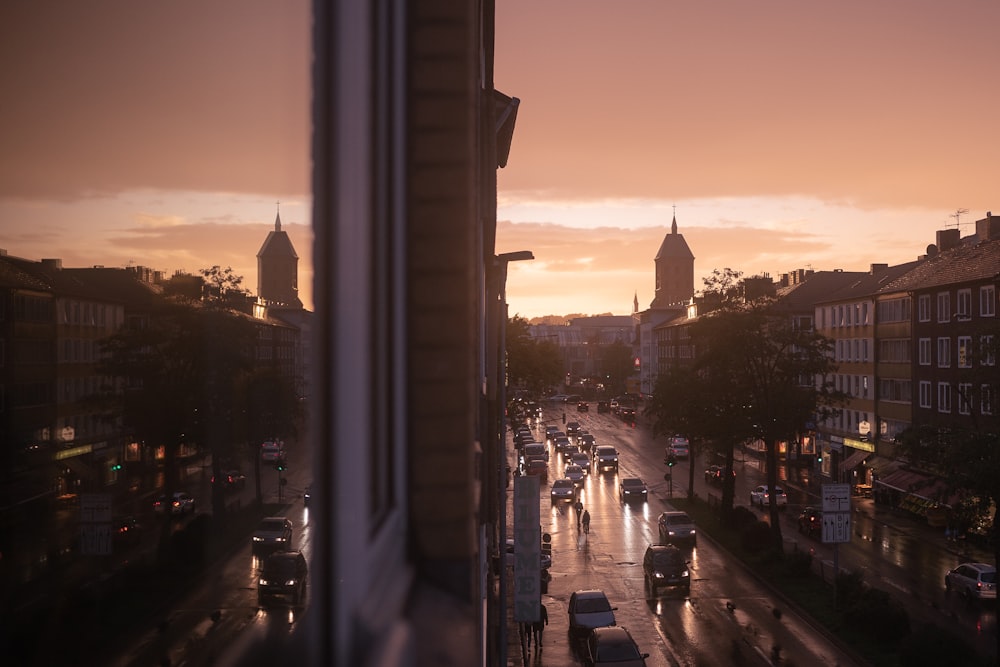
{"left": 494, "top": 250, "right": 533, "bottom": 667}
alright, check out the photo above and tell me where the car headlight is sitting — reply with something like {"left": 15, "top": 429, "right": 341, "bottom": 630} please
{"left": 285, "top": 579, "right": 298, "bottom": 585}
{"left": 653, "top": 572, "right": 664, "bottom": 579}
{"left": 259, "top": 577, "right": 269, "bottom": 585}
{"left": 681, "top": 570, "right": 690, "bottom": 578}
{"left": 253, "top": 536, "right": 264, "bottom": 542}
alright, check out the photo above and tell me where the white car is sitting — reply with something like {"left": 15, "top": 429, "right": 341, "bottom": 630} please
{"left": 945, "top": 562, "right": 997, "bottom": 600}
{"left": 750, "top": 485, "right": 788, "bottom": 508}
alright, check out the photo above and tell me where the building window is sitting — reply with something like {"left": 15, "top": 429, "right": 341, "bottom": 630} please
{"left": 918, "top": 294, "right": 931, "bottom": 322}
{"left": 918, "top": 338, "right": 931, "bottom": 365}
{"left": 957, "top": 289, "right": 972, "bottom": 320}
{"left": 937, "top": 292, "right": 950, "bottom": 322}
{"left": 983, "top": 334, "right": 996, "bottom": 366}
{"left": 957, "top": 336, "right": 972, "bottom": 368}
{"left": 937, "top": 383, "right": 952, "bottom": 413}
{"left": 937, "top": 337, "right": 950, "bottom": 367}
{"left": 981, "top": 285, "right": 996, "bottom": 317}
{"left": 862, "top": 375, "right": 869, "bottom": 398}
{"left": 958, "top": 383, "right": 973, "bottom": 415}
{"left": 877, "top": 297, "right": 911, "bottom": 323}
{"left": 919, "top": 381, "right": 932, "bottom": 408}
{"left": 880, "top": 378, "right": 912, "bottom": 402}
{"left": 983, "top": 385, "right": 994, "bottom": 415}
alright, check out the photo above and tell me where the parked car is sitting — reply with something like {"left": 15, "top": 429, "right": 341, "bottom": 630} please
{"left": 643, "top": 544, "right": 690, "bottom": 596}
{"left": 258, "top": 550, "right": 308, "bottom": 607}
{"left": 619, "top": 478, "right": 648, "bottom": 503}
{"left": 945, "top": 562, "right": 997, "bottom": 600}
{"left": 583, "top": 626, "right": 649, "bottom": 666}
{"left": 568, "top": 589, "right": 617, "bottom": 638}
{"left": 750, "top": 485, "right": 788, "bottom": 509}
{"left": 798, "top": 506, "right": 822, "bottom": 537}
{"left": 211, "top": 469, "right": 247, "bottom": 492}
{"left": 657, "top": 510, "right": 696, "bottom": 546}
{"left": 524, "top": 459, "right": 548, "bottom": 483}
{"left": 252, "top": 516, "right": 294, "bottom": 554}
{"left": 505, "top": 538, "right": 552, "bottom": 570}
{"left": 704, "top": 464, "right": 735, "bottom": 485}
{"left": 577, "top": 401, "right": 589, "bottom": 412}
{"left": 550, "top": 478, "right": 577, "bottom": 503}
{"left": 593, "top": 445, "right": 619, "bottom": 472}
{"left": 153, "top": 491, "right": 195, "bottom": 516}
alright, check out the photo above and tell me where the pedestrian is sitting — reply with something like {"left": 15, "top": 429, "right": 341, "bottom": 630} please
{"left": 582, "top": 509, "right": 591, "bottom": 534}
{"left": 532, "top": 602, "right": 548, "bottom": 648}
{"left": 519, "top": 620, "right": 531, "bottom": 652}
{"left": 574, "top": 499, "right": 584, "bottom": 526}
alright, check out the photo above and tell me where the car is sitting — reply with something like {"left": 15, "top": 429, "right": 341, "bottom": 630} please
{"left": 524, "top": 459, "right": 548, "bottom": 483}
{"left": 798, "top": 506, "right": 822, "bottom": 537}
{"left": 578, "top": 433, "right": 597, "bottom": 452}
{"left": 548, "top": 430, "right": 567, "bottom": 446}
{"left": 657, "top": 510, "right": 697, "bottom": 546}
{"left": 583, "top": 626, "right": 649, "bottom": 666}
{"left": 577, "top": 401, "right": 589, "bottom": 412}
{"left": 547, "top": 393, "right": 570, "bottom": 402}
{"left": 593, "top": 445, "right": 619, "bottom": 472}
{"left": 153, "top": 491, "right": 196, "bottom": 516}
{"left": 596, "top": 401, "right": 611, "bottom": 414}
{"left": 619, "top": 407, "right": 637, "bottom": 422}
{"left": 619, "top": 478, "right": 648, "bottom": 503}
{"left": 550, "top": 478, "right": 577, "bottom": 502}
{"left": 505, "top": 538, "right": 552, "bottom": 570}
{"left": 750, "top": 485, "right": 788, "bottom": 509}
{"left": 544, "top": 425, "right": 560, "bottom": 441}
{"left": 567, "top": 589, "right": 617, "bottom": 638}
{"left": 570, "top": 451, "right": 591, "bottom": 472}
{"left": 258, "top": 550, "right": 308, "bottom": 607}
{"left": 113, "top": 515, "right": 144, "bottom": 545}
{"left": 565, "top": 464, "right": 586, "bottom": 486}
{"left": 643, "top": 544, "right": 690, "bottom": 596}
{"left": 666, "top": 436, "right": 689, "bottom": 459}
{"left": 252, "top": 516, "right": 294, "bottom": 554}
{"left": 260, "top": 440, "right": 286, "bottom": 463}
{"left": 554, "top": 435, "right": 576, "bottom": 455}
{"left": 704, "top": 464, "right": 735, "bottom": 485}
{"left": 945, "top": 562, "right": 997, "bottom": 600}
{"left": 211, "top": 469, "right": 247, "bottom": 492}
{"left": 566, "top": 421, "right": 582, "bottom": 436}
{"left": 520, "top": 443, "right": 548, "bottom": 467}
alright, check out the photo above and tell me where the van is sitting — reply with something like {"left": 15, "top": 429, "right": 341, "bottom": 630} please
{"left": 520, "top": 443, "right": 548, "bottom": 467}
{"left": 261, "top": 441, "right": 285, "bottom": 463}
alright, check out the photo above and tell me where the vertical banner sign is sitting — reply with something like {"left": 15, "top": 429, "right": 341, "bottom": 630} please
{"left": 513, "top": 474, "right": 541, "bottom": 623}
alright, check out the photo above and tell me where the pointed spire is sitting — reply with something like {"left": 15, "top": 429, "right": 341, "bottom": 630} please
{"left": 633, "top": 291, "right": 639, "bottom": 313}
{"left": 275, "top": 201, "right": 282, "bottom": 231}
{"left": 671, "top": 214, "right": 677, "bottom": 235}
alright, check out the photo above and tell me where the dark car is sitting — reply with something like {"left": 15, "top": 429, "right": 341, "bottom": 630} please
{"left": 579, "top": 433, "right": 597, "bottom": 452}
{"left": 577, "top": 401, "right": 589, "bottom": 412}
{"left": 258, "top": 550, "right": 308, "bottom": 607}
{"left": 568, "top": 589, "right": 617, "bottom": 639}
{"left": 252, "top": 516, "right": 294, "bottom": 554}
{"left": 619, "top": 478, "right": 648, "bottom": 503}
{"left": 619, "top": 407, "right": 637, "bottom": 422}
{"left": 642, "top": 544, "right": 690, "bottom": 596}
{"left": 524, "top": 459, "right": 548, "bottom": 483}
{"left": 566, "top": 421, "right": 582, "bottom": 436}
{"left": 798, "top": 506, "right": 822, "bottom": 538}
{"left": 657, "top": 511, "right": 696, "bottom": 546}
{"left": 596, "top": 401, "right": 611, "bottom": 414}
{"left": 584, "top": 626, "right": 649, "bottom": 667}
{"left": 704, "top": 464, "right": 735, "bottom": 486}
{"left": 211, "top": 469, "right": 247, "bottom": 492}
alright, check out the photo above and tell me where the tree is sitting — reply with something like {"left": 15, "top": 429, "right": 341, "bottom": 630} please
{"left": 506, "top": 315, "right": 563, "bottom": 395}
{"left": 598, "top": 340, "right": 635, "bottom": 397}
{"left": 646, "top": 269, "right": 845, "bottom": 550}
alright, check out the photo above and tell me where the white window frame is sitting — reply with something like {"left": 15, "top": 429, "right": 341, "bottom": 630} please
{"left": 958, "top": 336, "right": 972, "bottom": 368}
{"left": 981, "top": 285, "right": 996, "bottom": 317}
{"left": 918, "top": 338, "right": 931, "bottom": 366}
{"left": 937, "top": 337, "right": 950, "bottom": 367}
{"left": 938, "top": 382, "right": 951, "bottom": 413}
{"left": 918, "top": 294, "right": 931, "bottom": 322}
{"left": 937, "top": 292, "right": 950, "bottom": 322}
{"left": 919, "top": 381, "right": 932, "bottom": 408}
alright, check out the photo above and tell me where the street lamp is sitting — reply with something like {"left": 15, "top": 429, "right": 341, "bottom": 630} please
{"left": 494, "top": 250, "right": 533, "bottom": 667}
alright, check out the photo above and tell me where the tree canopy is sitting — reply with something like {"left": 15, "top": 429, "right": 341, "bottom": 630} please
{"left": 505, "top": 315, "right": 564, "bottom": 395}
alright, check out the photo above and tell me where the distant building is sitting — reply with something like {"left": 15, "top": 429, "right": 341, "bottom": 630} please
{"left": 257, "top": 209, "right": 302, "bottom": 308}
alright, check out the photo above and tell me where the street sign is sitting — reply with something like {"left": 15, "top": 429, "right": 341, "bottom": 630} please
{"left": 821, "top": 484, "right": 851, "bottom": 513}
{"left": 80, "top": 493, "right": 112, "bottom": 523}
{"left": 822, "top": 511, "right": 851, "bottom": 544}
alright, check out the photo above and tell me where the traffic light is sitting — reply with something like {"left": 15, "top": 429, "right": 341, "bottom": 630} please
{"left": 111, "top": 463, "right": 122, "bottom": 471}
{"left": 816, "top": 453, "right": 823, "bottom": 464}
{"left": 275, "top": 461, "right": 286, "bottom": 471}
{"left": 666, "top": 454, "right": 676, "bottom": 468}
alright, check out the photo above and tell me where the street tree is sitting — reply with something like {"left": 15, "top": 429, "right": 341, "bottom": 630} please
{"left": 506, "top": 315, "right": 563, "bottom": 396}
{"left": 598, "top": 339, "right": 635, "bottom": 397}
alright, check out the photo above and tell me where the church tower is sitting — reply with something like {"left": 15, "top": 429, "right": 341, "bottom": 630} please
{"left": 257, "top": 208, "right": 303, "bottom": 308}
{"left": 649, "top": 214, "right": 694, "bottom": 309}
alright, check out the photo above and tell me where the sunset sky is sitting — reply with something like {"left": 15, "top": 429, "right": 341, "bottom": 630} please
{"left": 3, "top": 2, "right": 999, "bottom": 319}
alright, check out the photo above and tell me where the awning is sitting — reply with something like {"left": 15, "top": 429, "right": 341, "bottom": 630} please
{"left": 866, "top": 455, "right": 900, "bottom": 477}
{"left": 838, "top": 449, "right": 870, "bottom": 473}
{"left": 876, "top": 469, "right": 936, "bottom": 494}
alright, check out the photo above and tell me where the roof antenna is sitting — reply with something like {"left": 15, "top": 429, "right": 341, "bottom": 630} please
{"left": 948, "top": 208, "right": 969, "bottom": 230}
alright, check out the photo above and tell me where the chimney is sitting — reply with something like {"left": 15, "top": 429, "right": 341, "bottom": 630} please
{"left": 936, "top": 228, "right": 961, "bottom": 252}
{"left": 870, "top": 263, "right": 888, "bottom": 275}
{"left": 975, "top": 212, "right": 1000, "bottom": 241}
